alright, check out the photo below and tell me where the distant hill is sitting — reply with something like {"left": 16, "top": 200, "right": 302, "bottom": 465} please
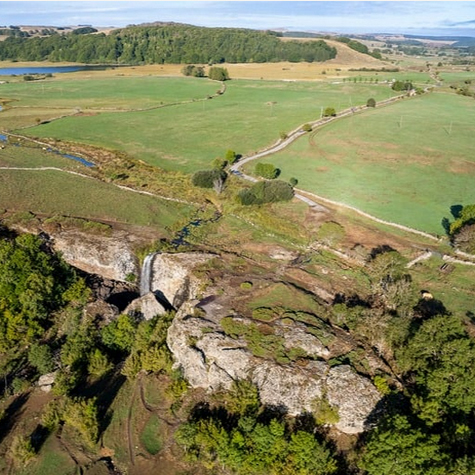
{"left": 0, "top": 23, "right": 337, "bottom": 64}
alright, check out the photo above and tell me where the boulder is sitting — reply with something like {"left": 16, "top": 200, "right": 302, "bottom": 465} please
{"left": 125, "top": 292, "right": 167, "bottom": 320}
{"left": 38, "top": 371, "right": 58, "bottom": 393}
{"left": 149, "top": 252, "right": 214, "bottom": 308}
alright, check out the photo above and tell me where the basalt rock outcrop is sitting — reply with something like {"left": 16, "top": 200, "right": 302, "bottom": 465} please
{"left": 50, "top": 230, "right": 138, "bottom": 282}
{"left": 147, "top": 252, "right": 215, "bottom": 308}
{"left": 167, "top": 293, "right": 382, "bottom": 435}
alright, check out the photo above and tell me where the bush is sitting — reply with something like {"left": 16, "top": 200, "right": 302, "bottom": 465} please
{"left": 191, "top": 169, "right": 227, "bottom": 189}
{"left": 302, "top": 123, "right": 312, "bottom": 132}
{"left": 208, "top": 66, "right": 229, "bottom": 81}
{"left": 323, "top": 107, "right": 336, "bottom": 117}
{"left": 237, "top": 180, "right": 294, "bottom": 206}
{"left": 240, "top": 281, "right": 253, "bottom": 290}
{"left": 225, "top": 149, "right": 238, "bottom": 164}
{"left": 255, "top": 162, "right": 280, "bottom": 179}
{"left": 28, "top": 343, "right": 55, "bottom": 375}
{"left": 392, "top": 80, "right": 413, "bottom": 91}
{"left": 182, "top": 64, "right": 204, "bottom": 77}
{"left": 289, "top": 177, "right": 298, "bottom": 186}
{"left": 366, "top": 97, "right": 376, "bottom": 108}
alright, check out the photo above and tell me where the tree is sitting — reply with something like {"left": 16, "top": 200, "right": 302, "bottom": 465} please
{"left": 237, "top": 180, "right": 294, "bottom": 206}
{"left": 225, "top": 149, "right": 238, "bottom": 164}
{"left": 28, "top": 343, "right": 54, "bottom": 375}
{"left": 367, "top": 97, "right": 376, "bottom": 107}
{"left": 323, "top": 107, "right": 336, "bottom": 117}
{"left": 359, "top": 414, "right": 447, "bottom": 475}
{"left": 192, "top": 169, "right": 227, "bottom": 189}
{"left": 101, "top": 314, "right": 137, "bottom": 353}
{"left": 255, "top": 162, "right": 280, "bottom": 179}
{"left": 302, "top": 123, "right": 312, "bottom": 132}
{"left": 208, "top": 66, "right": 230, "bottom": 81}
{"left": 392, "top": 80, "right": 413, "bottom": 91}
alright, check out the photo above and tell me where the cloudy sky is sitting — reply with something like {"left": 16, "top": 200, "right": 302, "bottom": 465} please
{"left": 1, "top": 1, "right": 474, "bottom": 36}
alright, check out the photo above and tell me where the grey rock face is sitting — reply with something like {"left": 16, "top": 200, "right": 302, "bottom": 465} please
{"left": 167, "top": 302, "right": 382, "bottom": 434}
{"left": 125, "top": 292, "right": 167, "bottom": 320}
{"left": 149, "top": 253, "right": 214, "bottom": 308}
{"left": 327, "top": 365, "right": 382, "bottom": 434}
{"left": 51, "top": 231, "right": 138, "bottom": 282}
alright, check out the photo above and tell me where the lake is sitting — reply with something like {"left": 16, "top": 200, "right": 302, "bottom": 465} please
{"left": 0, "top": 65, "right": 112, "bottom": 76}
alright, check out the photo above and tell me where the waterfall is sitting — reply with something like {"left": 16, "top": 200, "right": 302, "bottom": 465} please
{"left": 140, "top": 253, "right": 156, "bottom": 296}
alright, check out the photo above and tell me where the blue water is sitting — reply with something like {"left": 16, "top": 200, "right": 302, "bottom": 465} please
{"left": 0, "top": 135, "right": 94, "bottom": 166}
{"left": 46, "top": 147, "right": 95, "bottom": 167}
{"left": 0, "top": 65, "right": 110, "bottom": 76}
{"left": 61, "top": 153, "right": 95, "bottom": 167}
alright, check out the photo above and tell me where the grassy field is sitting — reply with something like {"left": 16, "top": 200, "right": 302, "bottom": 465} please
{"left": 0, "top": 143, "right": 92, "bottom": 169}
{"left": 0, "top": 169, "right": 193, "bottom": 231}
{"left": 247, "top": 92, "right": 475, "bottom": 235}
{"left": 24, "top": 78, "right": 399, "bottom": 173}
{"left": 0, "top": 76, "right": 219, "bottom": 110}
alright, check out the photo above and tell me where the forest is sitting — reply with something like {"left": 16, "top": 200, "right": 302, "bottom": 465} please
{"left": 0, "top": 24, "right": 337, "bottom": 64}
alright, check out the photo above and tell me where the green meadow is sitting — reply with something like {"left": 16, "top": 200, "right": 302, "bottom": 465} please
{"left": 0, "top": 76, "right": 219, "bottom": 110}
{"left": 0, "top": 169, "right": 193, "bottom": 231}
{"left": 23, "top": 78, "right": 398, "bottom": 172}
{"left": 250, "top": 92, "right": 475, "bottom": 235}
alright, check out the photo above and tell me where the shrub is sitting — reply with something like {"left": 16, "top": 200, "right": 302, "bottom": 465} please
{"left": 302, "top": 123, "right": 312, "bottom": 132}
{"left": 208, "top": 66, "right": 229, "bottom": 81}
{"left": 289, "top": 177, "right": 298, "bottom": 186}
{"left": 366, "top": 97, "right": 376, "bottom": 108}
{"left": 237, "top": 180, "right": 294, "bottom": 206}
{"left": 192, "top": 169, "right": 227, "bottom": 189}
{"left": 28, "top": 343, "right": 55, "bottom": 375}
{"left": 212, "top": 157, "right": 228, "bottom": 170}
{"left": 225, "top": 149, "right": 238, "bottom": 164}
{"left": 255, "top": 162, "right": 280, "bottom": 179}
{"left": 323, "top": 107, "right": 336, "bottom": 117}
{"left": 240, "top": 281, "right": 253, "bottom": 290}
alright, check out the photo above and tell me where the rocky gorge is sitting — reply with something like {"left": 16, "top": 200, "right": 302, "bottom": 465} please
{"left": 22, "top": 223, "right": 384, "bottom": 435}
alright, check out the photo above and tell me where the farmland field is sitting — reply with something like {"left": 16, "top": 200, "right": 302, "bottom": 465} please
{"left": 23, "top": 78, "right": 399, "bottom": 173}
{"left": 247, "top": 92, "right": 475, "bottom": 235}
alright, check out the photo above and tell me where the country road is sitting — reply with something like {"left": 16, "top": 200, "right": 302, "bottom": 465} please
{"left": 229, "top": 89, "right": 437, "bottom": 228}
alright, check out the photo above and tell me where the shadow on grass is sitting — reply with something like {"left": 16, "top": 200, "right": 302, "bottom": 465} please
{"left": 76, "top": 365, "right": 126, "bottom": 438}
{"left": 0, "top": 392, "right": 30, "bottom": 444}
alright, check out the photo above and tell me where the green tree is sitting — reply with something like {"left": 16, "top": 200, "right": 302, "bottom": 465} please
{"left": 367, "top": 97, "right": 376, "bottom": 107}
{"left": 255, "top": 162, "right": 280, "bottom": 179}
{"left": 360, "top": 415, "right": 447, "bottom": 475}
{"left": 28, "top": 343, "right": 54, "bottom": 375}
{"left": 101, "top": 314, "right": 137, "bottom": 353}
{"left": 225, "top": 149, "right": 238, "bottom": 164}
{"left": 192, "top": 169, "right": 227, "bottom": 189}
{"left": 208, "top": 66, "right": 230, "bottom": 81}
{"left": 323, "top": 107, "right": 336, "bottom": 117}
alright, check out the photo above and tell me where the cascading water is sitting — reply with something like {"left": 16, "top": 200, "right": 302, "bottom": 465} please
{"left": 140, "top": 253, "right": 156, "bottom": 296}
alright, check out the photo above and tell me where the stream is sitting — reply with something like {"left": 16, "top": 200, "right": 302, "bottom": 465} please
{"left": 0, "top": 133, "right": 95, "bottom": 167}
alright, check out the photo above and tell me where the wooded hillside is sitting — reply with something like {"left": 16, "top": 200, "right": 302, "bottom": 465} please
{"left": 0, "top": 24, "right": 337, "bottom": 64}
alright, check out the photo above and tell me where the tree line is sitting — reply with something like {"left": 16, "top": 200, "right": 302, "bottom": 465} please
{"left": 0, "top": 24, "right": 337, "bottom": 64}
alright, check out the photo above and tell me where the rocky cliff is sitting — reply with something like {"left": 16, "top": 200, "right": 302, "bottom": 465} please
{"left": 165, "top": 276, "right": 383, "bottom": 434}
{"left": 51, "top": 230, "right": 138, "bottom": 282}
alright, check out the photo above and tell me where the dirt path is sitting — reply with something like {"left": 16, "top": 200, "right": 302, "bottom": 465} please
{"left": 127, "top": 380, "right": 139, "bottom": 467}
{"left": 230, "top": 90, "right": 445, "bottom": 241}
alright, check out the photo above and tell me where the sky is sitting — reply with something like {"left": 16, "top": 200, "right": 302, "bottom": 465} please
{"left": 0, "top": 1, "right": 475, "bottom": 37}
